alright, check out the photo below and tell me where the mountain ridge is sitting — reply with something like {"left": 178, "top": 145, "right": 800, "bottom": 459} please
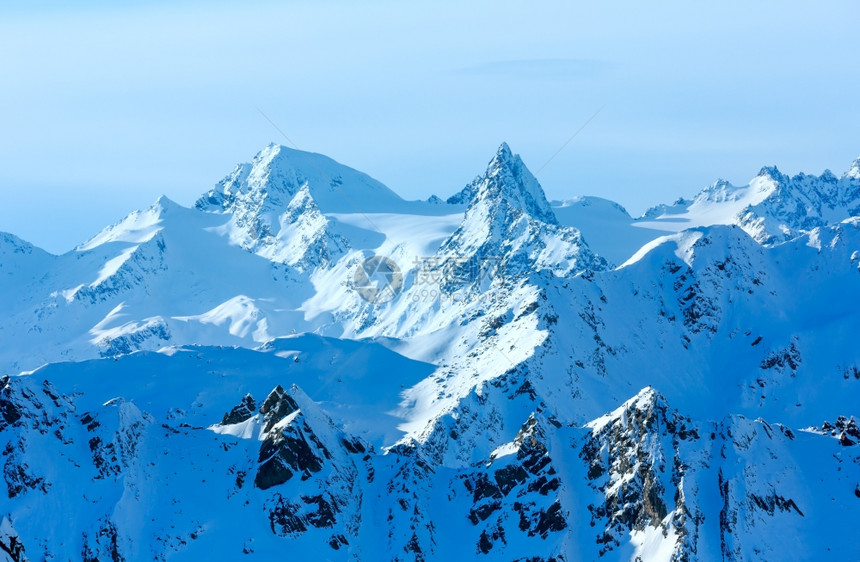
{"left": 635, "top": 155, "right": 860, "bottom": 245}
{"left": 0, "top": 143, "right": 858, "bottom": 561}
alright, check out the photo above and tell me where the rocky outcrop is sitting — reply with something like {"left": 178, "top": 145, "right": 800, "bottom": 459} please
{"left": 220, "top": 394, "right": 257, "bottom": 425}
{"left": 579, "top": 389, "right": 685, "bottom": 556}
{"left": 0, "top": 517, "right": 27, "bottom": 562}
{"left": 462, "top": 415, "right": 566, "bottom": 555}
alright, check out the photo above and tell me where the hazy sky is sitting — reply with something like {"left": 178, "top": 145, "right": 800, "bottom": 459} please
{"left": 2, "top": 0, "right": 859, "bottom": 253}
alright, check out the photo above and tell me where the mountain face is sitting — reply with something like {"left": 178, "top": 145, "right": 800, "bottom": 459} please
{"left": 196, "top": 143, "right": 407, "bottom": 216}
{"left": 224, "top": 184, "right": 350, "bottom": 271}
{"left": 447, "top": 143, "right": 557, "bottom": 223}
{"left": 1, "top": 143, "right": 858, "bottom": 561}
{"left": 438, "top": 143, "right": 606, "bottom": 282}
{"left": 561, "top": 156, "right": 860, "bottom": 264}
{"left": 636, "top": 157, "right": 860, "bottom": 245}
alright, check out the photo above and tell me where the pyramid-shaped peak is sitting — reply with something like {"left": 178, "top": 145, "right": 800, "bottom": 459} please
{"left": 486, "top": 142, "right": 520, "bottom": 173}
{"left": 473, "top": 142, "right": 557, "bottom": 224}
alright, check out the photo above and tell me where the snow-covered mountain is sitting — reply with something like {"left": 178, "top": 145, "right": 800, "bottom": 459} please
{"left": 551, "top": 196, "right": 667, "bottom": 265}
{"left": 548, "top": 156, "right": 860, "bottom": 266}
{"left": 438, "top": 143, "right": 605, "bottom": 280}
{"left": 196, "top": 143, "right": 408, "bottom": 215}
{"left": 636, "top": 158, "right": 860, "bottom": 244}
{"left": 1, "top": 143, "right": 858, "bottom": 561}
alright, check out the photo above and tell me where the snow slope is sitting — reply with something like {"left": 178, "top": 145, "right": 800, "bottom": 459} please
{"left": 552, "top": 196, "right": 666, "bottom": 265}
{"left": 1, "top": 142, "right": 858, "bottom": 561}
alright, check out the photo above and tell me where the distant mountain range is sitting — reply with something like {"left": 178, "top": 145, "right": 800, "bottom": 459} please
{"left": 1, "top": 142, "right": 858, "bottom": 561}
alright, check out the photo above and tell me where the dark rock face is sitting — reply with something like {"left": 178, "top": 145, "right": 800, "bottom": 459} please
{"left": 222, "top": 385, "right": 372, "bottom": 550}
{"left": 4, "top": 436, "right": 48, "bottom": 499}
{"left": 81, "top": 519, "right": 123, "bottom": 562}
{"left": 255, "top": 430, "right": 324, "bottom": 490}
{"left": 821, "top": 416, "right": 859, "bottom": 445}
{"left": 1, "top": 378, "right": 61, "bottom": 499}
{"left": 267, "top": 493, "right": 343, "bottom": 538}
{"left": 749, "top": 492, "right": 804, "bottom": 516}
{"left": 0, "top": 377, "right": 23, "bottom": 430}
{"left": 87, "top": 434, "right": 119, "bottom": 479}
{"left": 268, "top": 496, "right": 308, "bottom": 535}
{"left": 578, "top": 390, "right": 684, "bottom": 556}
{"left": 461, "top": 415, "right": 566, "bottom": 554}
{"left": 2, "top": 363, "right": 856, "bottom": 559}
{"left": 533, "top": 502, "right": 566, "bottom": 538}
{"left": 220, "top": 393, "right": 257, "bottom": 425}
{"left": 260, "top": 385, "right": 299, "bottom": 433}
{"left": 760, "top": 340, "right": 802, "bottom": 374}
{"left": 0, "top": 517, "right": 28, "bottom": 562}
{"left": 253, "top": 386, "right": 325, "bottom": 490}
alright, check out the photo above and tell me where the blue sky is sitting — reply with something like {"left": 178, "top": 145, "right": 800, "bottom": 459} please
{"left": 2, "top": 0, "right": 859, "bottom": 253}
